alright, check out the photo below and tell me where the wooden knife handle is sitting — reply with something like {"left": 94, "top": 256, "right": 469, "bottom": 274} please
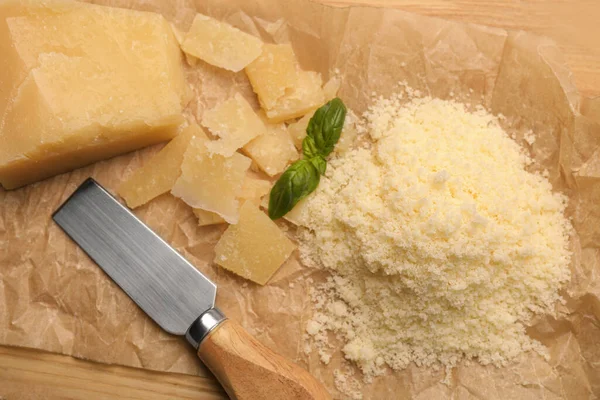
{"left": 197, "top": 319, "right": 331, "bottom": 400}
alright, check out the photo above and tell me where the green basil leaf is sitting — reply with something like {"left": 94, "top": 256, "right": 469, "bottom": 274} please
{"left": 306, "top": 97, "right": 347, "bottom": 157}
{"left": 268, "top": 160, "right": 320, "bottom": 219}
{"left": 309, "top": 155, "right": 327, "bottom": 175}
{"left": 302, "top": 135, "right": 320, "bottom": 159}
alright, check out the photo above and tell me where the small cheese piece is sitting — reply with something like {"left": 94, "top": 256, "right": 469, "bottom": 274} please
{"left": 214, "top": 201, "right": 296, "bottom": 285}
{"left": 260, "top": 191, "right": 310, "bottom": 226}
{"left": 172, "top": 136, "right": 251, "bottom": 224}
{"left": 322, "top": 76, "right": 341, "bottom": 101}
{"left": 243, "top": 122, "right": 298, "bottom": 176}
{"left": 288, "top": 112, "right": 313, "bottom": 149}
{"left": 282, "top": 195, "right": 310, "bottom": 226}
{"left": 335, "top": 122, "right": 358, "bottom": 154}
{"left": 181, "top": 13, "right": 263, "bottom": 72}
{"left": 0, "top": 1, "right": 187, "bottom": 189}
{"left": 240, "top": 177, "right": 272, "bottom": 205}
{"left": 193, "top": 208, "right": 226, "bottom": 226}
{"left": 170, "top": 23, "right": 185, "bottom": 45}
{"left": 286, "top": 76, "right": 341, "bottom": 148}
{"left": 265, "top": 70, "right": 324, "bottom": 123}
{"left": 202, "top": 94, "right": 267, "bottom": 157}
{"left": 245, "top": 43, "right": 325, "bottom": 123}
{"left": 192, "top": 176, "right": 270, "bottom": 226}
{"left": 245, "top": 44, "right": 298, "bottom": 110}
{"left": 118, "top": 124, "right": 199, "bottom": 208}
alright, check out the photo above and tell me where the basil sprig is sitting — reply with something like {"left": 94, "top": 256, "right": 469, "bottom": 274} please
{"left": 268, "top": 97, "right": 347, "bottom": 219}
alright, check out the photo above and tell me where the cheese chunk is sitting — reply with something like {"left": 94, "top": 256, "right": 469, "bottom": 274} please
{"left": 240, "top": 177, "right": 272, "bottom": 205}
{"left": 245, "top": 43, "right": 325, "bottom": 123}
{"left": 192, "top": 176, "right": 270, "bottom": 226}
{"left": 322, "top": 76, "right": 341, "bottom": 101}
{"left": 287, "top": 76, "right": 341, "bottom": 148}
{"left": 202, "top": 94, "right": 267, "bottom": 157}
{"left": 0, "top": 1, "right": 187, "bottom": 189}
{"left": 181, "top": 13, "right": 263, "bottom": 72}
{"left": 118, "top": 124, "right": 200, "bottom": 208}
{"left": 193, "top": 208, "right": 226, "bottom": 226}
{"left": 265, "top": 70, "right": 324, "bottom": 123}
{"left": 243, "top": 123, "right": 298, "bottom": 176}
{"left": 288, "top": 112, "right": 313, "bottom": 149}
{"left": 172, "top": 136, "right": 251, "bottom": 224}
{"left": 260, "top": 191, "right": 310, "bottom": 226}
{"left": 282, "top": 195, "right": 311, "bottom": 226}
{"left": 214, "top": 201, "right": 296, "bottom": 285}
{"left": 245, "top": 44, "right": 298, "bottom": 110}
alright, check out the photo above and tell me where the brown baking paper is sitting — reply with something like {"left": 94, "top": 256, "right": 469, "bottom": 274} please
{"left": 1, "top": 0, "right": 599, "bottom": 399}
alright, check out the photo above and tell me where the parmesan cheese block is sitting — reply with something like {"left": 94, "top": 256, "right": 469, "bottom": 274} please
{"left": 171, "top": 135, "right": 251, "bottom": 224}
{"left": 243, "top": 121, "right": 298, "bottom": 176}
{"left": 0, "top": 0, "right": 188, "bottom": 189}
{"left": 214, "top": 201, "right": 296, "bottom": 285}
{"left": 118, "top": 124, "right": 199, "bottom": 209}
{"left": 202, "top": 94, "right": 267, "bottom": 157}
{"left": 192, "top": 176, "right": 270, "bottom": 226}
{"left": 181, "top": 13, "right": 263, "bottom": 72}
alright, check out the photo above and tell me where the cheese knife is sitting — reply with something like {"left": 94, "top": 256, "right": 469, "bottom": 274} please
{"left": 52, "top": 178, "right": 330, "bottom": 400}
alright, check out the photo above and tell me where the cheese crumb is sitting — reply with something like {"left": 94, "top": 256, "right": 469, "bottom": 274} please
{"left": 300, "top": 92, "right": 572, "bottom": 382}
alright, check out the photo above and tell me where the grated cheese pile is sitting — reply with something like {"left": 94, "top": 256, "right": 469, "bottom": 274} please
{"left": 298, "top": 90, "right": 572, "bottom": 387}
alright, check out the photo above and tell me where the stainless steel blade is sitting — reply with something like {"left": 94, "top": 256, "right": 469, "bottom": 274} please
{"left": 53, "top": 178, "right": 217, "bottom": 336}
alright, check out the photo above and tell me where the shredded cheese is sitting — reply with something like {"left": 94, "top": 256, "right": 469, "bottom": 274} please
{"left": 299, "top": 90, "right": 572, "bottom": 391}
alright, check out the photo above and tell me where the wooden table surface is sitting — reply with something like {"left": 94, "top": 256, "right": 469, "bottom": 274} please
{"left": 1, "top": 1, "right": 599, "bottom": 399}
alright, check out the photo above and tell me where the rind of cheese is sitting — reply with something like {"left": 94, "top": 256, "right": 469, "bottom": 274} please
{"left": 202, "top": 93, "right": 267, "bottom": 157}
{"left": 214, "top": 201, "right": 296, "bottom": 285}
{"left": 245, "top": 44, "right": 298, "bottom": 110}
{"left": 192, "top": 176, "right": 271, "bottom": 226}
{"left": 171, "top": 136, "right": 251, "bottom": 224}
{"left": 243, "top": 122, "right": 298, "bottom": 176}
{"left": 0, "top": 1, "right": 187, "bottom": 189}
{"left": 118, "top": 124, "right": 200, "bottom": 209}
{"left": 181, "top": 13, "right": 263, "bottom": 72}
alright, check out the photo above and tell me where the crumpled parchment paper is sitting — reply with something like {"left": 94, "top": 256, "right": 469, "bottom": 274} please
{"left": 0, "top": 0, "right": 598, "bottom": 398}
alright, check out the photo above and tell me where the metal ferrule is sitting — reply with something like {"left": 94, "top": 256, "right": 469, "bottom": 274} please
{"left": 185, "top": 308, "right": 227, "bottom": 349}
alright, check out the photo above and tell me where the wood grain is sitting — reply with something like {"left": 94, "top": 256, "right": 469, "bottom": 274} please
{"left": 1, "top": 1, "right": 598, "bottom": 400}
{"left": 198, "top": 320, "right": 331, "bottom": 400}
{"left": 0, "top": 345, "right": 227, "bottom": 400}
